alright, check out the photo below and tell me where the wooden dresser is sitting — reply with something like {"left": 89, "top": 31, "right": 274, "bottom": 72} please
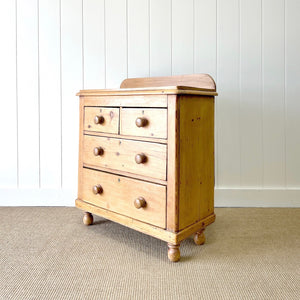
{"left": 76, "top": 74, "right": 217, "bottom": 262}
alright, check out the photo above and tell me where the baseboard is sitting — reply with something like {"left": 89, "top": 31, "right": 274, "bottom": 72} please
{"left": 0, "top": 188, "right": 299, "bottom": 207}
{"left": 0, "top": 188, "right": 76, "bottom": 206}
{"left": 215, "top": 188, "right": 300, "bottom": 207}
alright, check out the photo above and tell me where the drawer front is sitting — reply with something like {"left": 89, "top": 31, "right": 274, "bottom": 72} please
{"left": 80, "top": 168, "right": 166, "bottom": 228}
{"left": 120, "top": 108, "right": 167, "bottom": 139}
{"left": 83, "top": 135, "right": 167, "bottom": 180}
{"left": 84, "top": 107, "right": 119, "bottom": 134}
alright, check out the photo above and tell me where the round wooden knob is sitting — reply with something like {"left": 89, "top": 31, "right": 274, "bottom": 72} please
{"left": 94, "top": 115, "right": 105, "bottom": 124}
{"left": 92, "top": 185, "right": 103, "bottom": 195}
{"left": 135, "top": 153, "right": 147, "bottom": 164}
{"left": 135, "top": 117, "right": 148, "bottom": 127}
{"left": 134, "top": 197, "right": 146, "bottom": 209}
{"left": 93, "top": 147, "right": 104, "bottom": 156}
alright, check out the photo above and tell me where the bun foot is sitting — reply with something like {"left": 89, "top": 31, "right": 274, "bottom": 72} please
{"left": 167, "top": 243, "right": 180, "bottom": 262}
{"left": 194, "top": 230, "right": 205, "bottom": 245}
{"left": 83, "top": 212, "right": 93, "bottom": 225}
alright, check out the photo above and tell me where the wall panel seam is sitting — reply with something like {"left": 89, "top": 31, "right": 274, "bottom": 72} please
{"left": 261, "top": 0, "right": 265, "bottom": 187}
{"left": 170, "top": 0, "right": 172, "bottom": 75}
{"left": 15, "top": 0, "right": 19, "bottom": 187}
{"left": 283, "top": 0, "right": 287, "bottom": 187}
{"left": 192, "top": 0, "right": 195, "bottom": 74}
{"left": 104, "top": 0, "right": 107, "bottom": 88}
{"left": 37, "top": 0, "right": 41, "bottom": 188}
{"left": 82, "top": 0, "right": 85, "bottom": 88}
{"left": 238, "top": 0, "right": 242, "bottom": 186}
{"left": 59, "top": 0, "right": 63, "bottom": 188}
{"left": 215, "top": 0, "right": 218, "bottom": 187}
{"left": 126, "top": 0, "right": 128, "bottom": 78}
{"left": 148, "top": 0, "right": 151, "bottom": 77}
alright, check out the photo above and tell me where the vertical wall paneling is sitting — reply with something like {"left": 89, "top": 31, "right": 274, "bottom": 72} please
{"left": 1, "top": 0, "right": 300, "bottom": 207}
{"left": 194, "top": 0, "right": 217, "bottom": 78}
{"left": 0, "top": 1, "right": 18, "bottom": 187}
{"left": 128, "top": 0, "right": 149, "bottom": 77}
{"left": 262, "top": 0, "right": 285, "bottom": 187}
{"left": 0, "top": 1, "right": 17, "bottom": 187}
{"left": 16, "top": 0, "right": 40, "bottom": 188}
{"left": 240, "top": 0, "right": 263, "bottom": 187}
{"left": 83, "top": 0, "right": 105, "bottom": 89}
{"left": 285, "top": 0, "right": 300, "bottom": 187}
{"left": 217, "top": 0, "right": 241, "bottom": 187}
{"left": 172, "top": 0, "right": 194, "bottom": 75}
{"left": 105, "top": 0, "right": 127, "bottom": 88}
{"left": 61, "top": 0, "right": 82, "bottom": 190}
{"left": 194, "top": 0, "right": 217, "bottom": 186}
{"left": 39, "top": 0, "right": 61, "bottom": 188}
{"left": 149, "top": 0, "right": 171, "bottom": 76}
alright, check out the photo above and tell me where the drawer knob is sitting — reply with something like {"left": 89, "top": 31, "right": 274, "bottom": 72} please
{"left": 135, "top": 117, "right": 148, "bottom": 127}
{"left": 92, "top": 185, "right": 103, "bottom": 195}
{"left": 94, "top": 115, "right": 105, "bottom": 124}
{"left": 135, "top": 153, "right": 147, "bottom": 164}
{"left": 134, "top": 197, "right": 146, "bottom": 209}
{"left": 94, "top": 147, "right": 104, "bottom": 156}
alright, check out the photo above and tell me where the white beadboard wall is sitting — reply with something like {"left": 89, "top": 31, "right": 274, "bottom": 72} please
{"left": 0, "top": 0, "right": 299, "bottom": 207}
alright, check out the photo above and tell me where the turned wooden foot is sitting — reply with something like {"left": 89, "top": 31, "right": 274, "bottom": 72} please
{"left": 167, "top": 243, "right": 180, "bottom": 262}
{"left": 83, "top": 212, "right": 93, "bottom": 225}
{"left": 194, "top": 229, "right": 205, "bottom": 245}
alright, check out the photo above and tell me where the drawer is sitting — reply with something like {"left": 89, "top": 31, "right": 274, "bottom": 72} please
{"left": 84, "top": 107, "right": 119, "bottom": 134}
{"left": 120, "top": 108, "right": 167, "bottom": 139}
{"left": 83, "top": 135, "right": 167, "bottom": 180}
{"left": 80, "top": 168, "right": 166, "bottom": 228}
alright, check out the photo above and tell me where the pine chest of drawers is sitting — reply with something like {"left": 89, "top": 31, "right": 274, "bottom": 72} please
{"left": 76, "top": 74, "right": 217, "bottom": 262}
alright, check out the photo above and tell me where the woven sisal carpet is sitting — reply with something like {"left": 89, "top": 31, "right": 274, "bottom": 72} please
{"left": 0, "top": 207, "right": 299, "bottom": 299}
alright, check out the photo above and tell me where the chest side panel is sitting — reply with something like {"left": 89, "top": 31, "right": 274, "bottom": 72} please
{"left": 178, "top": 95, "right": 215, "bottom": 230}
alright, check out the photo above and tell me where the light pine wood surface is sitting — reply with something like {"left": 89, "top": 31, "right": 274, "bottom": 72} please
{"left": 178, "top": 95, "right": 215, "bottom": 230}
{"left": 120, "top": 108, "right": 167, "bottom": 139}
{"left": 84, "top": 107, "right": 119, "bottom": 134}
{"left": 120, "top": 74, "right": 216, "bottom": 91}
{"left": 83, "top": 135, "right": 167, "bottom": 180}
{"left": 79, "top": 168, "right": 166, "bottom": 228}
{"left": 77, "top": 74, "right": 216, "bottom": 261}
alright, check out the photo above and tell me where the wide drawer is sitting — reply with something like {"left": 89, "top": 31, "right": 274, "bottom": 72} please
{"left": 80, "top": 168, "right": 166, "bottom": 228}
{"left": 120, "top": 108, "right": 167, "bottom": 139}
{"left": 84, "top": 107, "right": 119, "bottom": 134}
{"left": 83, "top": 135, "right": 167, "bottom": 180}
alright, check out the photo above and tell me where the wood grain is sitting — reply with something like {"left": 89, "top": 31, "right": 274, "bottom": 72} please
{"left": 77, "top": 87, "right": 217, "bottom": 97}
{"left": 81, "top": 164, "right": 167, "bottom": 186}
{"left": 84, "top": 130, "right": 167, "bottom": 144}
{"left": 120, "top": 108, "right": 167, "bottom": 139}
{"left": 79, "top": 168, "right": 166, "bottom": 228}
{"left": 76, "top": 198, "right": 175, "bottom": 242}
{"left": 178, "top": 95, "right": 215, "bottom": 230}
{"left": 82, "top": 95, "right": 167, "bottom": 107}
{"left": 84, "top": 107, "right": 119, "bottom": 134}
{"left": 76, "top": 198, "right": 215, "bottom": 245}
{"left": 166, "top": 95, "right": 180, "bottom": 232}
{"left": 83, "top": 135, "right": 167, "bottom": 180}
{"left": 120, "top": 74, "right": 216, "bottom": 91}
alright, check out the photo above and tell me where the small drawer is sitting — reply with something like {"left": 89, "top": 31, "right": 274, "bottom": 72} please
{"left": 83, "top": 135, "right": 167, "bottom": 180}
{"left": 120, "top": 108, "right": 167, "bottom": 139}
{"left": 80, "top": 168, "right": 166, "bottom": 228}
{"left": 84, "top": 107, "right": 119, "bottom": 134}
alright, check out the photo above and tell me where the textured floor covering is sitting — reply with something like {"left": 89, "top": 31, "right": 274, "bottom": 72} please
{"left": 0, "top": 207, "right": 299, "bottom": 300}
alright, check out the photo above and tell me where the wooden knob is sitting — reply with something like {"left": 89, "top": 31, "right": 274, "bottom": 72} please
{"left": 93, "top": 147, "right": 104, "bottom": 156}
{"left": 135, "top": 117, "right": 148, "bottom": 127}
{"left": 92, "top": 185, "right": 103, "bottom": 195}
{"left": 135, "top": 153, "right": 147, "bottom": 164}
{"left": 134, "top": 197, "right": 146, "bottom": 209}
{"left": 94, "top": 115, "right": 105, "bottom": 124}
